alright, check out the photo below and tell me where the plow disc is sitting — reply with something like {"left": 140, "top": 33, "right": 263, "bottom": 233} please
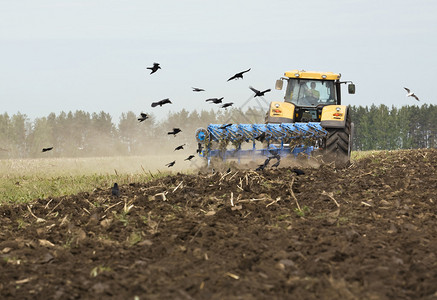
{"left": 195, "top": 122, "right": 328, "bottom": 165}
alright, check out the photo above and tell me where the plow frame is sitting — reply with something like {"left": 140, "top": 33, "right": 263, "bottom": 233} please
{"left": 196, "top": 122, "right": 327, "bottom": 166}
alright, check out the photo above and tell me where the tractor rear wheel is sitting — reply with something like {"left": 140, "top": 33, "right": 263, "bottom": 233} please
{"left": 324, "top": 112, "right": 352, "bottom": 168}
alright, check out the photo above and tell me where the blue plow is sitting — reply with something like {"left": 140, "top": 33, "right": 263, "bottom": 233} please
{"left": 195, "top": 122, "right": 328, "bottom": 165}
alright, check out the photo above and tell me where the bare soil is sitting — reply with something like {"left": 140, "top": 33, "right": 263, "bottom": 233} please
{"left": 1, "top": 149, "right": 437, "bottom": 299}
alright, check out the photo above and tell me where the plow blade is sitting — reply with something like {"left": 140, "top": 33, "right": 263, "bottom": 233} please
{"left": 195, "top": 122, "right": 328, "bottom": 164}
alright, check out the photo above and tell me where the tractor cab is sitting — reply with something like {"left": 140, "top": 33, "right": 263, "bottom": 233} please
{"left": 284, "top": 78, "right": 336, "bottom": 107}
{"left": 269, "top": 70, "right": 355, "bottom": 123}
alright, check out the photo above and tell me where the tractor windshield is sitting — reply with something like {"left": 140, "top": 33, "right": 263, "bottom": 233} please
{"left": 284, "top": 79, "right": 336, "bottom": 107}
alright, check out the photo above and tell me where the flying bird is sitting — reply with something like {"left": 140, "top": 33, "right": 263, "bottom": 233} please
{"left": 166, "top": 161, "right": 176, "bottom": 168}
{"left": 249, "top": 86, "right": 271, "bottom": 97}
{"left": 404, "top": 87, "right": 420, "bottom": 101}
{"left": 151, "top": 98, "right": 172, "bottom": 107}
{"left": 174, "top": 144, "right": 186, "bottom": 151}
{"left": 138, "top": 112, "right": 149, "bottom": 122}
{"left": 168, "top": 128, "right": 182, "bottom": 136}
{"left": 42, "top": 147, "right": 53, "bottom": 152}
{"left": 111, "top": 183, "right": 120, "bottom": 197}
{"left": 192, "top": 87, "right": 205, "bottom": 92}
{"left": 221, "top": 102, "right": 234, "bottom": 109}
{"left": 185, "top": 155, "right": 195, "bottom": 161}
{"left": 147, "top": 62, "right": 161, "bottom": 74}
{"left": 227, "top": 68, "right": 251, "bottom": 81}
{"left": 205, "top": 97, "right": 224, "bottom": 104}
{"left": 219, "top": 123, "right": 232, "bottom": 129}
{"left": 255, "top": 132, "right": 266, "bottom": 143}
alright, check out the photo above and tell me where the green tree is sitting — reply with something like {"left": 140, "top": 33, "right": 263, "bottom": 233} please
{"left": 27, "top": 117, "right": 55, "bottom": 157}
{"left": 0, "top": 113, "right": 11, "bottom": 158}
{"left": 397, "top": 106, "right": 412, "bottom": 149}
{"left": 10, "top": 113, "right": 29, "bottom": 157}
{"left": 89, "top": 111, "right": 116, "bottom": 156}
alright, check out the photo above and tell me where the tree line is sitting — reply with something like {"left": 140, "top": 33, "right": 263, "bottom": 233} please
{"left": 0, "top": 104, "right": 435, "bottom": 159}
{"left": 350, "top": 104, "right": 436, "bottom": 151}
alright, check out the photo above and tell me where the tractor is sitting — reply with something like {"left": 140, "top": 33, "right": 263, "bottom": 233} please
{"left": 195, "top": 69, "right": 355, "bottom": 167}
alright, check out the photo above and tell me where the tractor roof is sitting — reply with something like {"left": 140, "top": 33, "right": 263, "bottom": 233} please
{"left": 284, "top": 70, "right": 341, "bottom": 80}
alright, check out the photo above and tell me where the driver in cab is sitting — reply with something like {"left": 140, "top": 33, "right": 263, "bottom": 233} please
{"left": 306, "top": 82, "right": 320, "bottom": 100}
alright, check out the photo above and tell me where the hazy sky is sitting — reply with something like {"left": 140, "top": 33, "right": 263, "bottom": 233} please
{"left": 1, "top": 0, "right": 436, "bottom": 122}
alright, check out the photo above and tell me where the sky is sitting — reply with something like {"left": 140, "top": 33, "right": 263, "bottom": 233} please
{"left": 1, "top": 0, "right": 436, "bottom": 123}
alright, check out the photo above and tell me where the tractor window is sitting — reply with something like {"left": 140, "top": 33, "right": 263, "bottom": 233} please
{"left": 284, "top": 79, "right": 335, "bottom": 107}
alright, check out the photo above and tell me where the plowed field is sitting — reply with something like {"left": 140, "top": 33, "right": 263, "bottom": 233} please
{"left": 1, "top": 149, "right": 437, "bottom": 299}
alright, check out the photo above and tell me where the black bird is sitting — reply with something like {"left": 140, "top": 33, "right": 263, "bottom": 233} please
{"left": 42, "top": 147, "right": 53, "bottom": 152}
{"left": 192, "top": 87, "right": 205, "bottom": 92}
{"left": 174, "top": 144, "right": 186, "bottom": 151}
{"left": 151, "top": 98, "right": 172, "bottom": 107}
{"left": 226, "top": 167, "right": 231, "bottom": 173}
{"left": 205, "top": 97, "right": 224, "bottom": 104}
{"left": 168, "top": 128, "right": 182, "bottom": 136}
{"left": 196, "top": 143, "right": 203, "bottom": 154}
{"left": 291, "top": 168, "right": 305, "bottom": 176}
{"left": 227, "top": 68, "right": 251, "bottom": 81}
{"left": 221, "top": 102, "right": 234, "bottom": 109}
{"left": 249, "top": 86, "right": 271, "bottom": 97}
{"left": 185, "top": 155, "right": 195, "bottom": 161}
{"left": 138, "top": 112, "right": 149, "bottom": 122}
{"left": 255, "top": 132, "right": 266, "bottom": 143}
{"left": 219, "top": 123, "right": 232, "bottom": 129}
{"left": 111, "top": 183, "right": 120, "bottom": 197}
{"left": 147, "top": 62, "right": 161, "bottom": 74}
{"left": 166, "top": 161, "right": 176, "bottom": 168}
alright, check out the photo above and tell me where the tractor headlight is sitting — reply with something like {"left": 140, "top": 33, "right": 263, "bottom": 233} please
{"left": 336, "top": 107, "right": 341, "bottom": 112}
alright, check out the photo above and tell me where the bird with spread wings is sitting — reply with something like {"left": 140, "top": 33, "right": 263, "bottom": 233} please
{"left": 404, "top": 87, "right": 420, "bottom": 101}
{"left": 227, "top": 68, "right": 251, "bottom": 81}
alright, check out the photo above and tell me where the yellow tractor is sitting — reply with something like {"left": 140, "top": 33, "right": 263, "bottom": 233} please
{"left": 195, "top": 69, "right": 355, "bottom": 167}
{"left": 269, "top": 70, "right": 355, "bottom": 166}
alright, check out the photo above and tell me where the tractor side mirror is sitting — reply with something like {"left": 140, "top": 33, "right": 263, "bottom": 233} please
{"left": 348, "top": 83, "right": 355, "bottom": 94}
{"left": 275, "top": 79, "right": 283, "bottom": 90}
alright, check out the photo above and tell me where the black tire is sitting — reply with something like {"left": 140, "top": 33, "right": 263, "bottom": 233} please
{"left": 324, "top": 111, "right": 352, "bottom": 168}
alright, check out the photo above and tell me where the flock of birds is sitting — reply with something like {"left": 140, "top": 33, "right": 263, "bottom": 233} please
{"left": 107, "top": 64, "right": 278, "bottom": 197}
{"left": 139, "top": 62, "right": 275, "bottom": 169}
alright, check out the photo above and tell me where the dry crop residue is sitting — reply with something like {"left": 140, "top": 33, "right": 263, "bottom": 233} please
{"left": 1, "top": 149, "right": 437, "bottom": 299}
